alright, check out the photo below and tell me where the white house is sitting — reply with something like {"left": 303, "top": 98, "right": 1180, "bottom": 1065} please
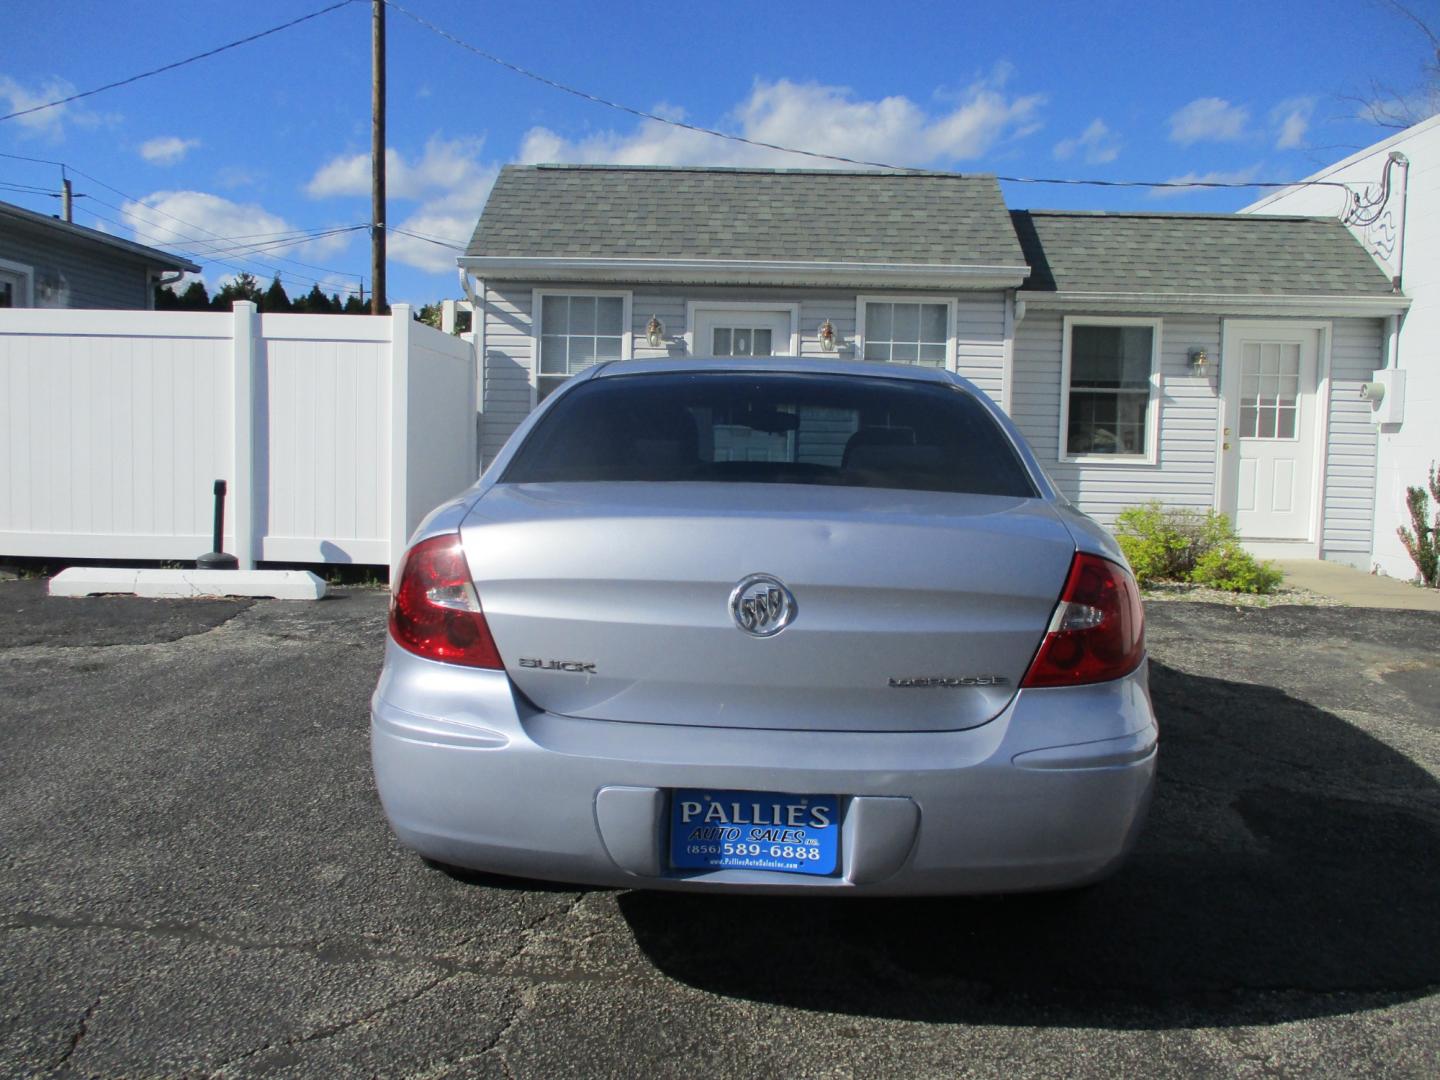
{"left": 459, "top": 165, "right": 1410, "bottom": 566}
{"left": 1244, "top": 114, "right": 1439, "bottom": 579}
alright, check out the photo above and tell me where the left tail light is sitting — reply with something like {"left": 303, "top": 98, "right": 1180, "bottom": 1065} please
{"left": 389, "top": 535, "right": 503, "bottom": 669}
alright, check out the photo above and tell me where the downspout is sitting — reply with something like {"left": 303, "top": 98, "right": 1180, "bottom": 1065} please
{"left": 458, "top": 266, "right": 485, "bottom": 475}
{"left": 150, "top": 269, "right": 187, "bottom": 310}
{"left": 1000, "top": 291, "right": 1016, "bottom": 415}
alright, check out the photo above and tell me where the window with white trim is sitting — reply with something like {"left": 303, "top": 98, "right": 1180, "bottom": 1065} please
{"left": 0, "top": 260, "right": 33, "bottom": 309}
{"left": 537, "top": 294, "right": 625, "bottom": 401}
{"left": 862, "top": 301, "right": 948, "bottom": 367}
{"left": 1062, "top": 319, "right": 1160, "bottom": 459}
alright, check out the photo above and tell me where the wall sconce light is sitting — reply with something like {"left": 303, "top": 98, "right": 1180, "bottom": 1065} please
{"left": 646, "top": 315, "right": 665, "bottom": 349}
{"left": 818, "top": 318, "right": 837, "bottom": 352}
{"left": 1188, "top": 347, "right": 1210, "bottom": 371}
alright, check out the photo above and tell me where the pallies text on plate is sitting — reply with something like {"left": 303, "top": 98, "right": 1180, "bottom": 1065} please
{"left": 677, "top": 799, "right": 833, "bottom": 828}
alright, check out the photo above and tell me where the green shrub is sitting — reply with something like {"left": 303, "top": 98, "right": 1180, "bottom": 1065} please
{"left": 1190, "top": 541, "right": 1284, "bottom": 593}
{"left": 1112, "top": 501, "right": 1282, "bottom": 594}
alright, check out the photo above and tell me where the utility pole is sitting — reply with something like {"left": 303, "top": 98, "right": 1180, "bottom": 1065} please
{"left": 371, "top": 0, "right": 386, "bottom": 315}
{"left": 61, "top": 177, "right": 73, "bottom": 223}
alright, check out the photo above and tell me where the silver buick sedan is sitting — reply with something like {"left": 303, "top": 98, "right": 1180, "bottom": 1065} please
{"left": 371, "top": 359, "right": 1156, "bottom": 895}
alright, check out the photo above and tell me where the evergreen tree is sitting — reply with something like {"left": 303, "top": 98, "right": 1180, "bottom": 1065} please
{"left": 343, "top": 294, "right": 366, "bottom": 314}
{"left": 261, "top": 275, "right": 292, "bottom": 314}
{"left": 211, "top": 272, "right": 263, "bottom": 311}
{"left": 154, "top": 284, "right": 180, "bottom": 310}
{"left": 329, "top": 293, "right": 345, "bottom": 313}
{"left": 179, "top": 280, "right": 210, "bottom": 310}
{"left": 295, "top": 284, "right": 329, "bottom": 314}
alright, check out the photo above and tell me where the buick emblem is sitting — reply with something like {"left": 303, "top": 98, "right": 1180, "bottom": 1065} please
{"left": 729, "top": 573, "right": 797, "bottom": 637}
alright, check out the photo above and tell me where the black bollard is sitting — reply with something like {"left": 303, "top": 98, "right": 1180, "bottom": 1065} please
{"left": 196, "top": 479, "right": 240, "bottom": 570}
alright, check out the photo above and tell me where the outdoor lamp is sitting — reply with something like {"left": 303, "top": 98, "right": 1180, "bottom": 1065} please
{"left": 819, "top": 318, "right": 837, "bottom": 352}
{"left": 1188, "top": 347, "right": 1209, "bottom": 371}
{"left": 646, "top": 315, "right": 665, "bottom": 348}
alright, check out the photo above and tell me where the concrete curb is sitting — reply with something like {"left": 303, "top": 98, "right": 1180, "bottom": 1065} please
{"left": 48, "top": 568, "right": 327, "bottom": 600}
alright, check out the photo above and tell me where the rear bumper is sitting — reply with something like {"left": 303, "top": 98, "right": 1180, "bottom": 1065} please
{"left": 370, "top": 641, "right": 1157, "bottom": 896}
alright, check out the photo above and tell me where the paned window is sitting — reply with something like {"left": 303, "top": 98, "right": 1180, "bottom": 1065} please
{"left": 712, "top": 326, "right": 773, "bottom": 357}
{"left": 538, "top": 294, "right": 625, "bottom": 401}
{"left": 1063, "top": 321, "right": 1159, "bottom": 458}
{"left": 862, "top": 302, "right": 948, "bottom": 367}
{"left": 1239, "top": 342, "right": 1300, "bottom": 440}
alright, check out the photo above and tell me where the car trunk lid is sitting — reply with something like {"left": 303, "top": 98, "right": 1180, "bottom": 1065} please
{"left": 461, "top": 482, "right": 1073, "bottom": 733}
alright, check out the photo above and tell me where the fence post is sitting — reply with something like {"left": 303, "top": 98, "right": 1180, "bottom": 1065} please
{"left": 389, "top": 304, "right": 412, "bottom": 579}
{"left": 231, "top": 301, "right": 259, "bottom": 569}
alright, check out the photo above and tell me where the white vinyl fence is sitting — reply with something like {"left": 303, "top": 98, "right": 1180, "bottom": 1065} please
{"left": 0, "top": 302, "right": 476, "bottom": 573}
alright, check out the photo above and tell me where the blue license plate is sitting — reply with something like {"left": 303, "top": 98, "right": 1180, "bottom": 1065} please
{"left": 669, "top": 789, "right": 840, "bottom": 876}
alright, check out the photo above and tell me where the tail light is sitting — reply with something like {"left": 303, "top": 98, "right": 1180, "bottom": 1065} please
{"left": 1021, "top": 552, "right": 1144, "bottom": 688}
{"left": 389, "top": 535, "right": 503, "bottom": 669}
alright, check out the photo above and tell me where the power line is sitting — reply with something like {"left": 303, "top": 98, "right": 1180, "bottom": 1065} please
{"left": 385, "top": 0, "right": 1358, "bottom": 196}
{"left": 385, "top": 225, "right": 464, "bottom": 250}
{"left": 76, "top": 202, "right": 353, "bottom": 293}
{"left": 0, "top": 1, "right": 361, "bottom": 123}
{"left": 75, "top": 179, "right": 364, "bottom": 283}
{"left": 0, "top": 149, "right": 368, "bottom": 287}
{"left": 78, "top": 194, "right": 364, "bottom": 295}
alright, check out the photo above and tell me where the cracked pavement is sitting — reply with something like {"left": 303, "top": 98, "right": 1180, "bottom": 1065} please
{"left": 1, "top": 578, "right": 1438, "bottom": 1077}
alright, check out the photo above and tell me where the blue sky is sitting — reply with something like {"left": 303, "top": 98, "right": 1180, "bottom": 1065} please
{"left": 2, "top": 0, "right": 1434, "bottom": 306}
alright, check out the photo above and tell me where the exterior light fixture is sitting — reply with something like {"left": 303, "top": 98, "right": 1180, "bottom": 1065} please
{"left": 1188, "top": 347, "right": 1209, "bottom": 371}
{"left": 646, "top": 315, "right": 665, "bottom": 348}
{"left": 819, "top": 318, "right": 837, "bottom": 352}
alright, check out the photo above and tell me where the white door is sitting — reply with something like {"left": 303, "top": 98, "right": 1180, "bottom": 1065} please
{"left": 693, "top": 308, "right": 794, "bottom": 358}
{"left": 1221, "top": 324, "right": 1320, "bottom": 540}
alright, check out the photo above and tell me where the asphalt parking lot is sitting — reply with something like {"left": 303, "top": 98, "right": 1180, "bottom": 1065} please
{"left": 2, "top": 578, "right": 1438, "bottom": 1078}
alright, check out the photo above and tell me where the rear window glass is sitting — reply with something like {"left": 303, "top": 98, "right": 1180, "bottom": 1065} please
{"left": 501, "top": 371, "right": 1037, "bottom": 497}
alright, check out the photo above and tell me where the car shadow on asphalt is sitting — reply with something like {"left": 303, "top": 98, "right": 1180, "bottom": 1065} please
{"left": 615, "top": 660, "right": 1440, "bottom": 1027}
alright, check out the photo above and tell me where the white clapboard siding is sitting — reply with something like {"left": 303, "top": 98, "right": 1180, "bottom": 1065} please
{"left": 1013, "top": 309, "right": 1384, "bottom": 550}
{"left": 480, "top": 284, "right": 535, "bottom": 467}
{"left": 0, "top": 305, "right": 475, "bottom": 571}
{"left": 1013, "top": 311, "right": 1224, "bottom": 523}
{"left": 953, "top": 292, "right": 1006, "bottom": 404}
{"left": 1322, "top": 318, "right": 1382, "bottom": 557}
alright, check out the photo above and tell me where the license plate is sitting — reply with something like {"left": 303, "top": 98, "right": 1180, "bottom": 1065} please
{"left": 668, "top": 789, "right": 840, "bottom": 876}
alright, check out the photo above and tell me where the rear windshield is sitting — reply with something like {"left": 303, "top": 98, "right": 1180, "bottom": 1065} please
{"left": 501, "top": 371, "right": 1038, "bottom": 497}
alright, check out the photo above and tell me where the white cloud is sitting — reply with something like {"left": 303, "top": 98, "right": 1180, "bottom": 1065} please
{"left": 1270, "top": 97, "right": 1316, "bottom": 149}
{"left": 1053, "top": 119, "right": 1121, "bottom": 164}
{"left": 139, "top": 136, "right": 200, "bottom": 166}
{"left": 517, "top": 75, "right": 1046, "bottom": 169}
{"left": 307, "top": 136, "right": 499, "bottom": 272}
{"left": 0, "top": 74, "right": 114, "bottom": 141}
{"left": 1168, "top": 97, "right": 1250, "bottom": 145}
{"left": 1148, "top": 165, "right": 1265, "bottom": 198}
{"left": 307, "top": 136, "right": 491, "bottom": 199}
{"left": 119, "top": 190, "right": 354, "bottom": 271}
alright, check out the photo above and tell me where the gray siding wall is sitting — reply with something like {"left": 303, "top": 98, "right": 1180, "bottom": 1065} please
{"left": 478, "top": 283, "right": 1007, "bottom": 467}
{"left": 1012, "top": 309, "right": 1382, "bottom": 560}
{"left": 0, "top": 227, "right": 153, "bottom": 309}
{"left": 1012, "top": 312, "right": 1221, "bottom": 521}
{"left": 1322, "top": 318, "right": 1382, "bottom": 561}
{"left": 479, "top": 283, "right": 535, "bottom": 466}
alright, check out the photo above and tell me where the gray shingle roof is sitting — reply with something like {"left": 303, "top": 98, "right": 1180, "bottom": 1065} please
{"left": 467, "top": 165, "right": 1027, "bottom": 268}
{"left": 1011, "top": 210, "right": 1395, "bottom": 297}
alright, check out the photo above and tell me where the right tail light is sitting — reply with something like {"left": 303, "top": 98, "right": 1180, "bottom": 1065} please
{"left": 1021, "top": 552, "right": 1145, "bottom": 688}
